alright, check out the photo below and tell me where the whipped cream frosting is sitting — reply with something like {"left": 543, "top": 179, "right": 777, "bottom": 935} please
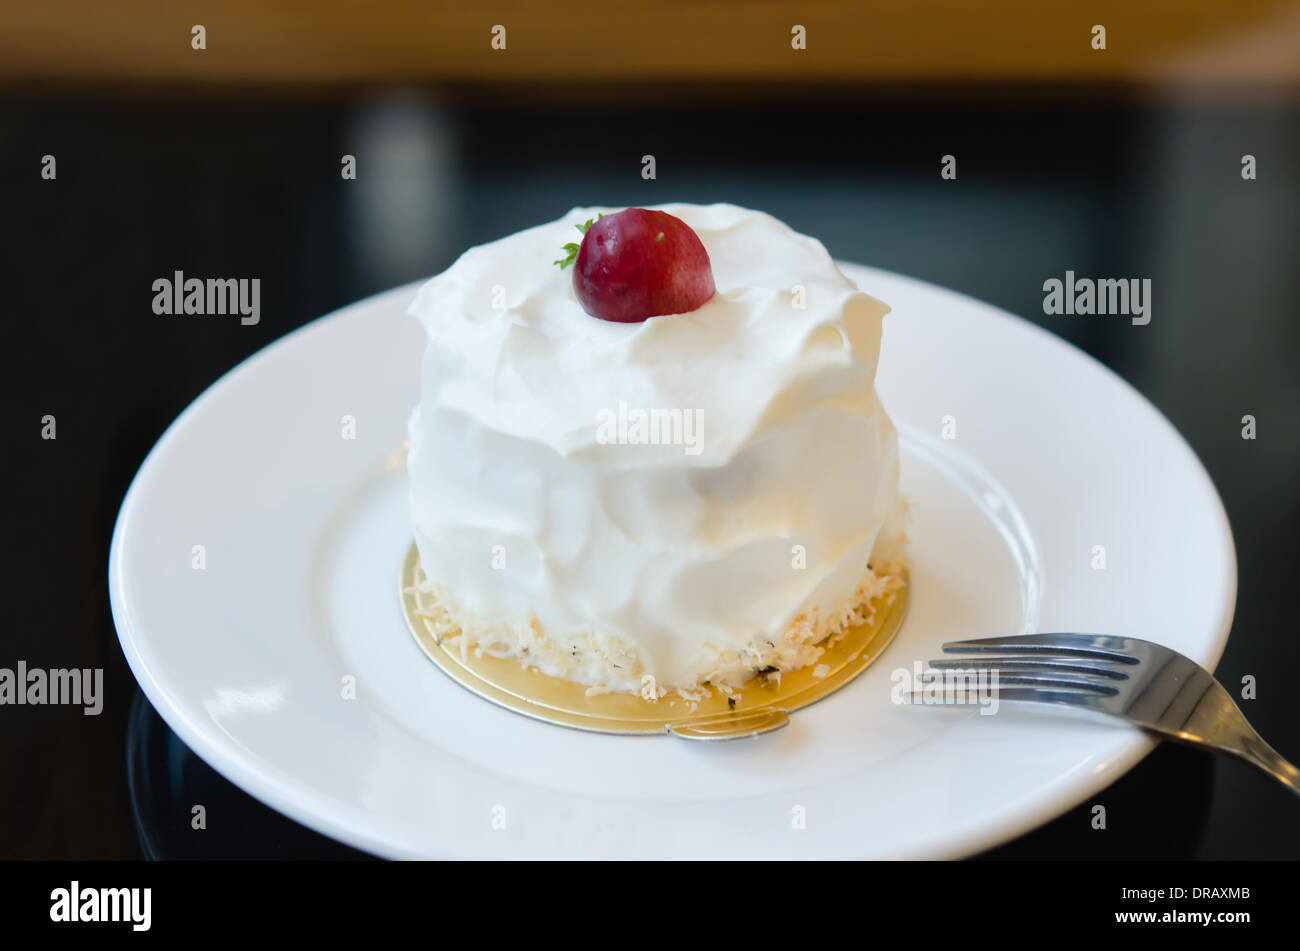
{"left": 406, "top": 203, "right": 904, "bottom": 691}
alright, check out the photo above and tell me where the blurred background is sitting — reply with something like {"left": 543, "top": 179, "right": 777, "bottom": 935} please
{"left": 1, "top": 1, "right": 1297, "bottom": 859}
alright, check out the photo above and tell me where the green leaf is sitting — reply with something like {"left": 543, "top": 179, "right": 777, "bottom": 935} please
{"left": 554, "top": 213, "right": 604, "bottom": 269}
{"left": 553, "top": 242, "right": 581, "bottom": 270}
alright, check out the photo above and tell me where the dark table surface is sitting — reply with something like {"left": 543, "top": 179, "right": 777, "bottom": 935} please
{"left": 2, "top": 87, "right": 1297, "bottom": 859}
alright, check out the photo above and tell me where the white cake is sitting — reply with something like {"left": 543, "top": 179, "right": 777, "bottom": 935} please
{"left": 406, "top": 203, "right": 905, "bottom": 698}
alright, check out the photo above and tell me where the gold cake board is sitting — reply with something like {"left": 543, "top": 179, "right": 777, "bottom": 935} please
{"left": 399, "top": 542, "right": 907, "bottom": 741}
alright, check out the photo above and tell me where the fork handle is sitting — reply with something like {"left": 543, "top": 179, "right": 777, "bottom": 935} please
{"left": 1229, "top": 729, "right": 1300, "bottom": 797}
{"left": 1171, "top": 682, "right": 1300, "bottom": 797}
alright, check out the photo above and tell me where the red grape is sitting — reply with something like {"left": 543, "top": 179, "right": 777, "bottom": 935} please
{"left": 573, "top": 208, "right": 717, "bottom": 323}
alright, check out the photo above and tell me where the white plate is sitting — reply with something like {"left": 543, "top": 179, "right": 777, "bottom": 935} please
{"left": 109, "top": 264, "right": 1236, "bottom": 859}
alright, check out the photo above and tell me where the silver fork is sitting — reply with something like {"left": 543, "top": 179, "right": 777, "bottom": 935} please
{"left": 915, "top": 633, "right": 1299, "bottom": 796}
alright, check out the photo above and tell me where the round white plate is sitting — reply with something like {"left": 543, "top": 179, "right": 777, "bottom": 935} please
{"left": 109, "top": 264, "right": 1236, "bottom": 859}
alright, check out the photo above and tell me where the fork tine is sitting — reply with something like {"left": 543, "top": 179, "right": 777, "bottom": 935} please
{"left": 927, "top": 657, "right": 1131, "bottom": 680}
{"left": 972, "top": 687, "right": 1113, "bottom": 707}
{"left": 922, "top": 667, "right": 1121, "bottom": 695}
{"left": 901, "top": 686, "right": 1107, "bottom": 707}
{"left": 942, "top": 633, "right": 1140, "bottom": 664}
{"left": 978, "top": 672, "right": 1119, "bottom": 694}
{"left": 901, "top": 691, "right": 986, "bottom": 706}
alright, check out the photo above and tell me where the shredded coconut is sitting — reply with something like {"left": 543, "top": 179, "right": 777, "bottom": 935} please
{"left": 409, "top": 560, "right": 905, "bottom": 702}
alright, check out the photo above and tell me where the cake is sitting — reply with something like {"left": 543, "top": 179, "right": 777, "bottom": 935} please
{"left": 406, "top": 203, "right": 905, "bottom": 700}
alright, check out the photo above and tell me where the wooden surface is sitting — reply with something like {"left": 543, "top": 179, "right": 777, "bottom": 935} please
{"left": 3, "top": 1, "right": 1298, "bottom": 86}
